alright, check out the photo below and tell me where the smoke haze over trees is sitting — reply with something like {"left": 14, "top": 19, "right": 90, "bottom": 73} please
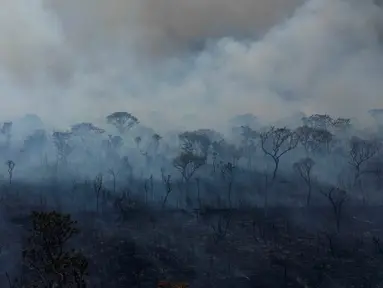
{"left": 0, "top": 0, "right": 383, "bottom": 131}
{"left": 1, "top": 0, "right": 383, "bottom": 287}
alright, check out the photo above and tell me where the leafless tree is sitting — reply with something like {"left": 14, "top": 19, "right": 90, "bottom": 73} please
{"left": 108, "top": 168, "right": 120, "bottom": 194}
{"left": 320, "top": 187, "right": 348, "bottom": 232}
{"left": 5, "top": 160, "right": 15, "bottom": 184}
{"left": 106, "top": 111, "right": 139, "bottom": 134}
{"left": 293, "top": 157, "right": 315, "bottom": 206}
{"left": 161, "top": 168, "right": 173, "bottom": 208}
{"left": 221, "top": 162, "right": 235, "bottom": 208}
{"left": 260, "top": 126, "right": 298, "bottom": 182}
{"left": 93, "top": 174, "right": 103, "bottom": 213}
{"left": 348, "top": 136, "right": 381, "bottom": 185}
{"left": 142, "top": 175, "right": 154, "bottom": 204}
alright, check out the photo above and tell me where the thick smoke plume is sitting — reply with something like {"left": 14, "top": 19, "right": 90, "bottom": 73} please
{"left": 0, "top": 0, "right": 382, "bottom": 130}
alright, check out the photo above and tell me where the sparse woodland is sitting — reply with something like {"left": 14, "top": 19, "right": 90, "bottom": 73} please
{"left": 1, "top": 111, "right": 383, "bottom": 287}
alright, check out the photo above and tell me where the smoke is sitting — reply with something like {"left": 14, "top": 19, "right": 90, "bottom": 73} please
{"left": 0, "top": 0, "right": 382, "bottom": 131}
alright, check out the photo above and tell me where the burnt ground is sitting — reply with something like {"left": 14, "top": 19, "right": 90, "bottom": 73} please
{"left": 2, "top": 187, "right": 383, "bottom": 288}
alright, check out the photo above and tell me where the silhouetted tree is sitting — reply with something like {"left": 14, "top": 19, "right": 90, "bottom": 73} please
{"left": 293, "top": 157, "right": 315, "bottom": 206}
{"left": 221, "top": 162, "right": 235, "bottom": 207}
{"left": 21, "top": 211, "right": 88, "bottom": 287}
{"left": 5, "top": 160, "right": 15, "bottom": 184}
{"left": 106, "top": 112, "right": 139, "bottom": 134}
{"left": 161, "top": 168, "right": 173, "bottom": 208}
{"left": 320, "top": 187, "right": 348, "bottom": 232}
{"left": 349, "top": 136, "right": 381, "bottom": 185}
{"left": 260, "top": 127, "right": 298, "bottom": 181}
{"left": 70, "top": 122, "right": 105, "bottom": 135}
{"left": 173, "top": 150, "right": 206, "bottom": 185}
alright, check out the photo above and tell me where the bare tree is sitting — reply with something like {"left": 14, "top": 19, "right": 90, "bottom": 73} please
{"left": 161, "top": 168, "right": 173, "bottom": 208}
{"left": 106, "top": 111, "right": 139, "bottom": 134}
{"left": 221, "top": 162, "right": 235, "bottom": 208}
{"left": 348, "top": 136, "right": 381, "bottom": 185}
{"left": 108, "top": 168, "right": 120, "bottom": 194}
{"left": 293, "top": 157, "right": 315, "bottom": 206}
{"left": 93, "top": 174, "right": 103, "bottom": 213}
{"left": 5, "top": 160, "right": 15, "bottom": 184}
{"left": 260, "top": 127, "right": 298, "bottom": 182}
{"left": 142, "top": 174, "right": 154, "bottom": 204}
{"left": 320, "top": 187, "right": 348, "bottom": 232}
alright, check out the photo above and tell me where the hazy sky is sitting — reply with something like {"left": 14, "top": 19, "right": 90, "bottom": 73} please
{"left": 0, "top": 0, "right": 382, "bottom": 130}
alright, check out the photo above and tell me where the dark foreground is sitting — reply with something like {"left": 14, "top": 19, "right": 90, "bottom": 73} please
{"left": 1, "top": 188, "right": 383, "bottom": 288}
